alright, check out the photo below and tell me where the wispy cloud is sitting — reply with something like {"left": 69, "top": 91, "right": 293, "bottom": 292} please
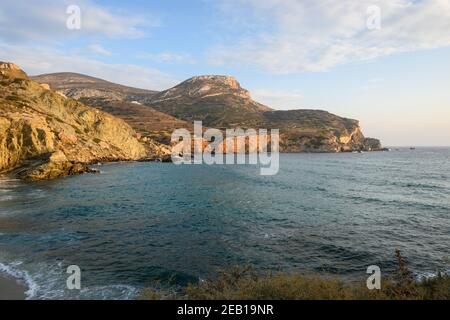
{"left": 252, "top": 89, "right": 303, "bottom": 110}
{"left": 87, "top": 44, "right": 112, "bottom": 56}
{"left": 0, "top": 44, "right": 177, "bottom": 90}
{"left": 136, "top": 52, "right": 196, "bottom": 64}
{"left": 208, "top": 0, "right": 450, "bottom": 73}
{"left": 0, "top": 0, "right": 157, "bottom": 42}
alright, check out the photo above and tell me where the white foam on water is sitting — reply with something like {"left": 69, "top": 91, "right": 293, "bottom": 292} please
{"left": 0, "top": 260, "right": 138, "bottom": 300}
{"left": 0, "top": 261, "right": 39, "bottom": 299}
{"left": 78, "top": 284, "right": 139, "bottom": 300}
{"left": 0, "top": 177, "right": 21, "bottom": 204}
{"left": 0, "top": 195, "right": 15, "bottom": 202}
{"left": 0, "top": 178, "right": 21, "bottom": 187}
{"left": 415, "top": 269, "right": 449, "bottom": 282}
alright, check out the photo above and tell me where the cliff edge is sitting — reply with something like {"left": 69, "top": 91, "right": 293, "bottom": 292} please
{"left": 0, "top": 62, "right": 147, "bottom": 180}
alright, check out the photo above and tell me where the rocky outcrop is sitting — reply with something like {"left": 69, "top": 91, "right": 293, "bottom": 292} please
{"left": 150, "top": 75, "right": 255, "bottom": 103}
{"left": 145, "top": 75, "right": 272, "bottom": 128}
{"left": 363, "top": 138, "right": 383, "bottom": 151}
{"left": 0, "top": 62, "right": 148, "bottom": 180}
{"left": 261, "top": 109, "right": 382, "bottom": 152}
{"left": 32, "top": 72, "right": 185, "bottom": 154}
{"left": 12, "top": 151, "right": 98, "bottom": 181}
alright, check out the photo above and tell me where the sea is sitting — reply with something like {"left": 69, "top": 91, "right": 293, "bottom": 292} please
{"left": 0, "top": 147, "right": 449, "bottom": 299}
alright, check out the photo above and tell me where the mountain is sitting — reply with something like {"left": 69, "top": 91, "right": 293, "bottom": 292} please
{"left": 32, "top": 72, "right": 383, "bottom": 153}
{"left": 147, "top": 75, "right": 271, "bottom": 128}
{"left": 144, "top": 76, "right": 381, "bottom": 152}
{"left": 32, "top": 72, "right": 157, "bottom": 101}
{"left": 0, "top": 63, "right": 151, "bottom": 180}
{"left": 32, "top": 73, "right": 189, "bottom": 145}
{"left": 263, "top": 109, "right": 379, "bottom": 152}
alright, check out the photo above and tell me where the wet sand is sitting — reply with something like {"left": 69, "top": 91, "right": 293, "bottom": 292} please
{"left": 0, "top": 274, "right": 26, "bottom": 300}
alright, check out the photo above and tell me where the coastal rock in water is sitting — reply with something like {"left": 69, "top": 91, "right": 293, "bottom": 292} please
{"left": 363, "top": 138, "right": 382, "bottom": 151}
{"left": 0, "top": 62, "right": 147, "bottom": 180}
{"left": 14, "top": 151, "right": 98, "bottom": 181}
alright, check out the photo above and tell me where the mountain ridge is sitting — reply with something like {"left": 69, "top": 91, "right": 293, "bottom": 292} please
{"left": 31, "top": 70, "right": 383, "bottom": 153}
{"left": 0, "top": 62, "right": 169, "bottom": 180}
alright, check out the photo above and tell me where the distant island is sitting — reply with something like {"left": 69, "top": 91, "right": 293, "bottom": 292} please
{"left": 1, "top": 62, "right": 383, "bottom": 181}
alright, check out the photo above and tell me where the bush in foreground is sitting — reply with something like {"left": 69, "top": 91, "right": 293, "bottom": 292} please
{"left": 140, "top": 250, "right": 449, "bottom": 300}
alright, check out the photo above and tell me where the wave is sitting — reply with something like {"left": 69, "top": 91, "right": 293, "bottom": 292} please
{"left": 415, "top": 269, "right": 449, "bottom": 282}
{"left": 389, "top": 180, "right": 448, "bottom": 191}
{"left": 0, "top": 195, "right": 15, "bottom": 202}
{"left": 0, "top": 260, "right": 138, "bottom": 300}
{"left": 336, "top": 193, "right": 450, "bottom": 211}
{"left": 0, "top": 261, "right": 38, "bottom": 299}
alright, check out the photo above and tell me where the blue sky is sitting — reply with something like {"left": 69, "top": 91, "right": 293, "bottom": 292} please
{"left": 1, "top": 0, "right": 449, "bottom": 146}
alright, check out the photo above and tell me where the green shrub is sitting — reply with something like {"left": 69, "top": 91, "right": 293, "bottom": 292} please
{"left": 6, "top": 95, "right": 21, "bottom": 101}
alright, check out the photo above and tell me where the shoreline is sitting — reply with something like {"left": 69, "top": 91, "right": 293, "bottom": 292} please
{"left": 0, "top": 273, "right": 27, "bottom": 300}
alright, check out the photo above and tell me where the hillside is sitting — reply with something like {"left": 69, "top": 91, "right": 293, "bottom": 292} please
{"left": 32, "top": 73, "right": 188, "bottom": 145}
{"left": 32, "top": 72, "right": 157, "bottom": 101}
{"left": 145, "top": 75, "right": 381, "bottom": 152}
{"left": 263, "top": 109, "right": 379, "bottom": 152}
{"left": 33, "top": 72, "right": 382, "bottom": 153}
{"left": 0, "top": 62, "right": 152, "bottom": 180}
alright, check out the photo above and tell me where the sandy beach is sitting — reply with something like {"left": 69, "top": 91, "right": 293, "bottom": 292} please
{"left": 0, "top": 273, "right": 26, "bottom": 300}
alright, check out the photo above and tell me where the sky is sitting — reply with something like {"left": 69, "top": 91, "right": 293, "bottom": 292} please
{"left": 1, "top": 0, "right": 449, "bottom": 146}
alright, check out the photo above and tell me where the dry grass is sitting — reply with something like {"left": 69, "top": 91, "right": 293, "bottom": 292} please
{"left": 139, "top": 251, "right": 449, "bottom": 300}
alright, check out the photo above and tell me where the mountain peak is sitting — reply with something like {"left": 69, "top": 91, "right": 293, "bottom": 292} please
{"left": 184, "top": 75, "right": 241, "bottom": 89}
{"left": 0, "top": 62, "right": 28, "bottom": 80}
{"left": 152, "top": 74, "right": 251, "bottom": 103}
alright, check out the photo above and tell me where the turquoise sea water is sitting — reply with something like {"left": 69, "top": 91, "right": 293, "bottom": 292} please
{"left": 0, "top": 148, "right": 449, "bottom": 299}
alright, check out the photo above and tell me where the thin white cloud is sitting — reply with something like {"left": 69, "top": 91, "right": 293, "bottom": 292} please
{"left": 0, "top": 44, "right": 177, "bottom": 91}
{"left": 252, "top": 89, "right": 303, "bottom": 110}
{"left": 87, "top": 44, "right": 112, "bottom": 56}
{"left": 136, "top": 52, "right": 196, "bottom": 64}
{"left": 208, "top": 0, "right": 450, "bottom": 73}
{"left": 0, "top": 0, "right": 157, "bottom": 42}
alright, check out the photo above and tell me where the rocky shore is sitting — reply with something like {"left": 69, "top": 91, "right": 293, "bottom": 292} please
{"left": 1, "top": 62, "right": 385, "bottom": 182}
{"left": 0, "top": 62, "right": 154, "bottom": 181}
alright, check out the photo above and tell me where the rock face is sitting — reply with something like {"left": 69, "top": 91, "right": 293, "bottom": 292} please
{"left": 0, "top": 62, "right": 147, "bottom": 180}
{"left": 32, "top": 72, "right": 383, "bottom": 154}
{"left": 32, "top": 72, "right": 187, "bottom": 153}
{"left": 146, "top": 75, "right": 272, "bottom": 128}
{"left": 12, "top": 151, "right": 98, "bottom": 181}
{"left": 145, "top": 77, "right": 382, "bottom": 152}
{"left": 150, "top": 76, "right": 254, "bottom": 102}
{"left": 263, "top": 110, "right": 381, "bottom": 152}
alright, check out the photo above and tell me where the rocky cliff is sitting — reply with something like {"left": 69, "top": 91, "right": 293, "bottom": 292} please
{"left": 147, "top": 75, "right": 272, "bottom": 128}
{"left": 145, "top": 76, "right": 381, "bottom": 152}
{"left": 263, "top": 109, "right": 382, "bottom": 152}
{"left": 32, "top": 72, "right": 189, "bottom": 147}
{"left": 33, "top": 72, "right": 383, "bottom": 153}
{"left": 0, "top": 62, "right": 148, "bottom": 180}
